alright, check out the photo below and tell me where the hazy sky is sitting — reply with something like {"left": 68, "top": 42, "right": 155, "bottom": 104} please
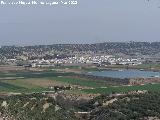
{"left": 0, "top": 0, "right": 160, "bottom": 45}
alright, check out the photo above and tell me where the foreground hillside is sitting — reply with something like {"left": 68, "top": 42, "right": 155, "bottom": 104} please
{"left": 1, "top": 91, "right": 160, "bottom": 120}
{"left": 0, "top": 93, "right": 78, "bottom": 120}
{"left": 89, "top": 91, "right": 160, "bottom": 120}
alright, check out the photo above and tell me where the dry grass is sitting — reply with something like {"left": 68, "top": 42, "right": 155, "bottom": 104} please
{"left": 13, "top": 78, "right": 68, "bottom": 88}
{"left": 1, "top": 78, "right": 68, "bottom": 90}
{"left": 0, "top": 66, "right": 25, "bottom": 72}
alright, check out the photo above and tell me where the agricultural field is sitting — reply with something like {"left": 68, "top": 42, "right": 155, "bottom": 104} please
{"left": 0, "top": 70, "right": 72, "bottom": 93}
{"left": 0, "top": 70, "right": 108, "bottom": 93}
{"left": 50, "top": 76, "right": 108, "bottom": 88}
{"left": 137, "top": 63, "right": 160, "bottom": 69}
{"left": 107, "top": 63, "right": 160, "bottom": 71}
{"left": 82, "top": 83, "right": 160, "bottom": 94}
{"left": 1, "top": 67, "right": 160, "bottom": 95}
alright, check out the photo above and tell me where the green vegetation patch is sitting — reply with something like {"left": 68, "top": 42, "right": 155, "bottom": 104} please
{"left": 0, "top": 71, "right": 73, "bottom": 79}
{"left": 0, "top": 81, "right": 27, "bottom": 92}
{"left": 0, "top": 79, "right": 50, "bottom": 93}
{"left": 137, "top": 63, "right": 160, "bottom": 69}
{"left": 82, "top": 83, "right": 160, "bottom": 94}
{"left": 50, "top": 76, "right": 107, "bottom": 88}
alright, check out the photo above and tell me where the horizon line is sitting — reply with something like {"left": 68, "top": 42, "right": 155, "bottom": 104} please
{"left": 1, "top": 41, "right": 160, "bottom": 47}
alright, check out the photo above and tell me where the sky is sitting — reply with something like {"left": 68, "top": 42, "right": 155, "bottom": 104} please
{"left": 0, "top": 0, "right": 160, "bottom": 45}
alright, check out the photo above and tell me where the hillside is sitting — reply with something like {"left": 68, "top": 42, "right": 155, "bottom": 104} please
{"left": 0, "top": 93, "right": 78, "bottom": 120}
{"left": 1, "top": 91, "right": 160, "bottom": 120}
{"left": 1, "top": 42, "right": 160, "bottom": 60}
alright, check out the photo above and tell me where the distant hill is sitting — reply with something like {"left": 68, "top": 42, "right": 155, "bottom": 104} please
{"left": 1, "top": 42, "right": 160, "bottom": 59}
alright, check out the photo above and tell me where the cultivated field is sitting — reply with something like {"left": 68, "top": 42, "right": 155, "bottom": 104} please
{"left": 82, "top": 83, "right": 160, "bottom": 94}
{"left": 1, "top": 66, "right": 160, "bottom": 95}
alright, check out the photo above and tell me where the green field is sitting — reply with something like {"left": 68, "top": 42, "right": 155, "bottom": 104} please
{"left": 137, "top": 63, "right": 160, "bottom": 69}
{"left": 0, "top": 70, "right": 107, "bottom": 93}
{"left": 0, "top": 81, "right": 49, "bottom": 93}
{"left": 0, "top": 71, "right": 69, "bottom": 92}
{"left": 82, "top": 83, "right": 160, "bottom": 94}
{"left": 50, "top": 76, "right": 107, "bottom": 88}
{"left": 1, "top": 70, "right": 160, "bottom": 94}
{"left": 108, "top": 63, "right": 160, "bottom": 70}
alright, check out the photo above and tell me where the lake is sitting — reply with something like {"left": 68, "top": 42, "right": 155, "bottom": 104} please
{"left": 86, "top": 69, "right": 160, "bottom": 79}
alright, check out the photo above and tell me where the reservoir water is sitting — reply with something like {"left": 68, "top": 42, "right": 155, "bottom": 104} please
{"left": 86, "top": 69, "right": 160, "bottom": 79}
